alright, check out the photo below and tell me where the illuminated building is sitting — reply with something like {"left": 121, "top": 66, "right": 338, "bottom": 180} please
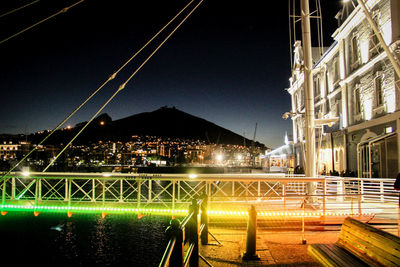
{"left": 261, "top": 133, "right": 295, "bottom": 173}
{"left": 0, "top": 141, "right": 19, "bottom": 160}
{"left": 287, "top": 0, "right": 400, "bottom": 177}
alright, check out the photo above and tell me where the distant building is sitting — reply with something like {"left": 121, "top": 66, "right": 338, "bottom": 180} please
{"left": 261, "top": 133, "right": 295, "bottom": 173}
{"left": 287, "top": 0, "right": 400, "bottom": 178}
{"left": 0, "top": 141, "right": 20, "bottom": 160}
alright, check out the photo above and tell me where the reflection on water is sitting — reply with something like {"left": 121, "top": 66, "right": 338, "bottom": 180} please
{"left": 0, "top": 212, "right": 170, "bottom": 266}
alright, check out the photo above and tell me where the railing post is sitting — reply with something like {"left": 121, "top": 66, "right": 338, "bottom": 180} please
{"left": 35, "top": 178, "right": 39, "bottom": 206}
{"left": 1, "top": 179, "right": 6, "bottom": 206}
{"left": 65, "top": 178, "right": 69, "bottom": 202}
{"left": 358, "top": 180, "right": 362, "bottom": 215}
{"left": 172, "top": 181, "right": 176, "bottom": 210}
{"left": 337, "top": 178, "right": 343, "bottom": 202}
{"left": 11, "top": 177, "right": 15, "bottom": 199}
{"left": 119, "top": 179, "right": 123, "bottom": 203}
{"left": 148, "top": 180, "right": 152, "bottom": 203}
{"left": 68, "top": 179, "right": 72, "bottom": 209}
{"left": 243, "top": 205, "right": 260, "bottom": 260}
{"left": 189, "top": 199, "right": 199, "bottom": 267}
{"left": 92, "top": 179, "right": 95, "bottom": 202}
{"left": 38, "top": 177, "right": 42, "bottom": 201}
{"left": 323, "top": 179, "right": 326, "bottom": 216}
{"left": 165, "top": 218, "right": 184, "bottom": 267}
{"left": 137, "top": 180, "right": 141, "bottom": 208}
{"left": 200, "top": 194, "right": 208, "bottom": 245}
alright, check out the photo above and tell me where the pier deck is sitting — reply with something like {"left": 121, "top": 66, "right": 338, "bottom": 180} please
{"left": 200, "top": 218, "right": 398, "bottom": 266}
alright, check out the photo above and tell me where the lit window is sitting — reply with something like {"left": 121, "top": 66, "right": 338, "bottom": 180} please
{"left": 374, "top": 73, "right": 383, "bottom": 107}
{"left": 354, "top": 85, "right": 361, "bottom": 115}
{"left": 351, "top": 35, "right": 359, "bottom": 70}
{"left": 369, "top": 11, "right": 382, "bottom": 58}
{"left": 314, "top": 75, "right": 321, "bottom": 99}
{"left": 333, "top": 58, "right": 340, "bottom": 83}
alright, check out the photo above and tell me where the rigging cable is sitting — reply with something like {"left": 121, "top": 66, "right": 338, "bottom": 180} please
{"left": 0, "top": 0, "right": 84, "bottom": 45}
{"left": 42, "top": 0, "right": 204, "bottom": 172}
{"left": 288, "top": 0, "right": 293, "bottom": 70}
{"left": 1, "top": 0, "right": 197, "bottom": 178}
{"left": 0, "top": 0, "right": 40, "bottom": 19}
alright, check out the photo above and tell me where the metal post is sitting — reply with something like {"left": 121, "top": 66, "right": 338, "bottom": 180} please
{"left": 35, "top": 178, "right": 39, "bottom": 206}
{"left": 68, "top": 179, "right": 72, "bottom": 209}
{"left": 102, "top": 179, "right": 105, "bottom": 208}
{"left": 92, "top": 179, "right": 95, "bottom": 202}
{"left": 283, "top": 182, "right": 286, "bottom": 212}
{"left": 172, "top": 181, "right": 176, "bottom": 210}
{"left": 65, "top": 178, "right": 69, "bottom": 202}
{"left": 301, "top": 0, "right": 317, "bottom": 204}
{"left": 38, "top": 178, "right": 42, "bottom": 201}
{"left": 301, "top": 198, "right": 306, "bottom": 244}
{"left": 243, "top": 205, "right": 260, "bottom": 260}
{"left": 165, "top": 218, "right": 184, "bottom": 267}
{"left": 119, "top": 179, "right": 123, "bottom": 203}
{"left": 11, "top": 178, "right": 15, "bottom": 199}
{"left": 148, "top": 180, "right": 152, "bottom": 203}
{"left": 189, "top": 199, "right": 200, "bottom": 267}
{"left": 137, "top": 180, "right": 141, "bottom": 208}
{"left": 200, "top": 194, "right": 208, "bottom": 245}
{"left": 337, "top": 178, "right": 344, "bottom": 202}
{"left": 1, "top": 179, "right": 6, "bottom": 206}
{"left": 301, "top": 0, "right": 316, "bottom": 178}
{"left": 323, "top": 180, "right": 326, "bottom": 216}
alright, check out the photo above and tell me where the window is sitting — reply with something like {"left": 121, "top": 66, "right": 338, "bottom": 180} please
{"left": 325, "top": 69, "right": 331, "bottom": 93}
{"left": 374, "top": 73, "right": 383, "bottom": 107}
{"left": 314, "top": 75, "right": 321, "bottom": 99}
{"left": 332, "top": 58, "right": 340, "bottom": 84}
{"left": 369, "top": 11, "right": 382, "bottom": 58}
{"left": 351, "top": 35, "right": 359, "bottom": 70}
{"left": 325, "top": 99, "right": 330, "bottom": 114}
{"left": 354, "top": 85, "right": 361, "bottom": 115}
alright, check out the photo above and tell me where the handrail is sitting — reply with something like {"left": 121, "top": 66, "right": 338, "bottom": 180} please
{"left": 159, "top": 194, "right": 208, "bottom": 267}
{"left": 180, "top": 211, "right": 195, "bottom": 230}
{"left": 159, "top": 237, "right": 176, "bottom": 267}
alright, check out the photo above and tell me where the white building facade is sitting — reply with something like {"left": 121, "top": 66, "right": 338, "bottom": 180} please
{"left": 287, "top": 0, "right": 400, "bottom": 178}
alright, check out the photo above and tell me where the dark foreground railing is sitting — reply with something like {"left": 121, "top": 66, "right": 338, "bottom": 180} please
{"left": 159, "top": 194, "right": 210, "bottom": 267}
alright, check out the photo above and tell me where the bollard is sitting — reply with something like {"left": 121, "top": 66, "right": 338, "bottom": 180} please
{"left": 243, "top": 205, "right": 260, "bottom": 260}
{"left": 165, "top": 218, "right": 184, "bottom": 267}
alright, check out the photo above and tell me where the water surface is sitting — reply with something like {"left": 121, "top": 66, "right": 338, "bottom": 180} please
{"left": 0, "top": 212, "right": 171, "bottom": 266}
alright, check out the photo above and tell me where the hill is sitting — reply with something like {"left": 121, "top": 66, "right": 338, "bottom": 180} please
{"left": 27, "top": 107, "right": 265, "bottom": 147}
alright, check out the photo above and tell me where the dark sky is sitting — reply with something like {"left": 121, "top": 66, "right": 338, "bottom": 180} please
{"left": 0, "top": 0, "right": 341, "bottom": 148}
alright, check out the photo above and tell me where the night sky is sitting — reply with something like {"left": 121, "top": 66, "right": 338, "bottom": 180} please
{"left": 0, "top": 0, "right": 341, "bottom": 148}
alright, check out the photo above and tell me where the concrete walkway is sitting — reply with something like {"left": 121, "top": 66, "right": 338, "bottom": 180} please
{"left": 200, "top": 227, "right": 327, "bottom": 266}
{"left": 199, "top": 214, "right": 398, "bottom": 267}
{"left": 200, "top": 225, "right": 397, "bottom": 267}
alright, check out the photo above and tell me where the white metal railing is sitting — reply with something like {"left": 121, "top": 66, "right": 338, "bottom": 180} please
{"left": 0, "top": 172, "right": 398, "bottom": 218}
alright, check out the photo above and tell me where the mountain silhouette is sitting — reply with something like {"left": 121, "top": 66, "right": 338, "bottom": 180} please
{"left": 28, "top": 107, "right": 265, "bottom": 147}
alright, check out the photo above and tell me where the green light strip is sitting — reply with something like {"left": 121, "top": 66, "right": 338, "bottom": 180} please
{"left": 0, "top": 204, "right": 188, "bottom": 215}
{"left": 0, "top": 205, "right": 374, "bottom": 217}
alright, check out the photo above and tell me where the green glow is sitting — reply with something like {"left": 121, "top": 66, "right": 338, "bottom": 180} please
{"left": 0, "top": 204, "right": 188, "bottom": 216}
{"left": 0, "top": 204, "right": 370, "bottom": 218}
